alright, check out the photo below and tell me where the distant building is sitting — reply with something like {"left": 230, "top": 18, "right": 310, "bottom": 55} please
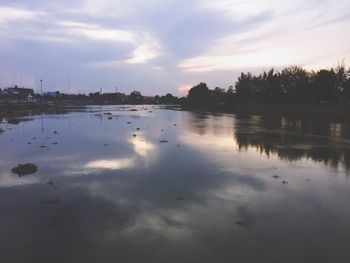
{"left": 2, "top": 86, "right": 35, "bottom": 100}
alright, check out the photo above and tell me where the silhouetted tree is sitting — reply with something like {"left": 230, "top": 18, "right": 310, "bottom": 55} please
{"left": 334, "top": 62, "right": 349, "bottom": 103}
{"left": 187, "top": 82, "right": 211, "bottom": 106}
{"left": 235, "top": 72, "right": 254, "bottom": 103}
{"left": 159, "top": 93, "right": 178, "bottom": 104}
{"left": 129, "top": 91, "right": 143, "bottom": 104}
{"left": 280, "top": 66, "right": 311, "bottom": 102}
{"left": 313, "top": 69, "right": 337, "bottom": 103}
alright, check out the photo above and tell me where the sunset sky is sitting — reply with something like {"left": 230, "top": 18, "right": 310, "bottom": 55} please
{"left": 1, "top": 0, "right": 350, "bottom": 95}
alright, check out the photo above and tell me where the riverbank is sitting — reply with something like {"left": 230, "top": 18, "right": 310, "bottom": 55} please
{"left": 182, "top": 103, "right": 350, "bottom": 120}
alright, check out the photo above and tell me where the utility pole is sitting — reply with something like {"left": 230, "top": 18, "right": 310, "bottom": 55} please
{"left": 40, "top": 79, "right": 43, "bottom": 95}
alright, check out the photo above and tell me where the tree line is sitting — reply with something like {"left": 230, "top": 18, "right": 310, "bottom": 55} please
{"left": 185, "top": 62, "right": 350, "bottom": 108}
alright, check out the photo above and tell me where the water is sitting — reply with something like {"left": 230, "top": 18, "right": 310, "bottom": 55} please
{"left": 0, "top": 105, "right": 349, "bottom": 263}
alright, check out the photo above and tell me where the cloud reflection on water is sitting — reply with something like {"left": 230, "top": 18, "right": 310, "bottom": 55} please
{"left": 85, "top": 158, "right": 135, "bottom": 170}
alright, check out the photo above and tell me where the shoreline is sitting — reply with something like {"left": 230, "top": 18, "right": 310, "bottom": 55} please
{"left": 2, "top": 102, "right": 350, "bottom": 120}
{"left": 181, "top": 103, "right": 350, "bottom": 119}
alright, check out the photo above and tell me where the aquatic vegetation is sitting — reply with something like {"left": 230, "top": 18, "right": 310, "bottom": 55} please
{"left": 11, "top": 163, "right": 38, "bottom": 177}
{"left": 7, "top": 119, "right": 21, "bottom": 125}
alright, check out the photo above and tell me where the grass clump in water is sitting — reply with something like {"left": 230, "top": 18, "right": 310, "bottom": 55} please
{"left": 11, "top": 163, "right": 38, "bottom": 177}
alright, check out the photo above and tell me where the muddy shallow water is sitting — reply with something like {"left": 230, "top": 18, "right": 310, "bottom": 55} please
{"left": 0, "top": 105, "right": 349, "bottom": 263}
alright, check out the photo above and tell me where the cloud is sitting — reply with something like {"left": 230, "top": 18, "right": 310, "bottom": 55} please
{"left": 177, "top": 84, "right": 193, "bottom": 96}
{"left": 57, "top": 21, "right": 136, "bottom": 43}
{"left": 0, "top": 6, "right": 39, "bottom": 26}
{"left": 179, "top": 0, "right": 350, "bottom": 72}
{"left": 0, "top": 0, "right": 350, "bottom": 94}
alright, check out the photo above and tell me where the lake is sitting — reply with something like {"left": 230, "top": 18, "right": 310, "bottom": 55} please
{"left": 1, "top": 105, "right": 350, "bottom": 263}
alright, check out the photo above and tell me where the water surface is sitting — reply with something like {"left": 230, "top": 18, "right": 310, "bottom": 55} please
{"left": 1, "top": 106, "right": 349, "bottom": 263}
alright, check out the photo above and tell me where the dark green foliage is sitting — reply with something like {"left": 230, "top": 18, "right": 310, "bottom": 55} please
{"left": 11, "top": 163, "right": 38, "bottom": 176}
{"left": 129, "top": 91, "right": 143, "bottom": 104}
{"left": 184, "top": 63, "right": 350, "bottom": 110}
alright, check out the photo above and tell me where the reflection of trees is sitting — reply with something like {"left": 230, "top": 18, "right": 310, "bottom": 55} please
{"left": 0, "top": 107, "right": 74, "bottom": 124}
{"left": 234, "top": 114, "right": 350, "bottom": 172}
{"left": 186, "top": 112, "right": 209, "bottom": 136}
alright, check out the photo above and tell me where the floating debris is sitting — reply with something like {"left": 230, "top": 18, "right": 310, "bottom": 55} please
{"left": 41, "top": 197, "right": 60, "bottom": 205}
{"left": 108, "top": 117, "right": 113, "bottom": 120}
{"left": 272, "top": 175, "right": 280, "bottom": 179}
{"left": 176, "top": 196, "right": 184, "bottom": 201}
{"left": 136, "top": 128, "right": 140, "bottom": 130}
{"left": 306, "top": 179, "right": 310, "bottom": 182}
{"left": 45, "top": 136, "right": 51, "bottom": 139}
{"left": 11, "top": 163, "right": 38, "bottom": 177}
{"left": 235, "top": 221, "right": 249, "bottom": 228}
{"left": 52, "top": 142, "right": 58, "bottom": 145}
{"left": 159, "top": 140, "right": 168, "bottom": 143}
{"left": 133, "top": 134, "right": 137, "bottom": 137}
{"left": 148, "top": 111, "right": 153, "bottom": 113}
{"left": 127, "top": 122, "right": 132, "bottom": 124}
{"left": 27, "top": 142, "right": 32, "bottom": 145}
{"left": 47, "top": 179, "right": 54, "bottom": 186}
{"left": 177, "top": 144, "right": 181, "bottom": 147}
{"left": 174, "top": 124, "right": 177, "bottom": 126}
{"left": 0, "top": 128, "right": 4, "bottom": 134}
{"left": 161, "top": 129, "right": 164, "bottom": 132}
{"left": 53, "top": 130, "right": 59, "bottom": 135}
{"left": 104, "top": 112, "right": 112, "bottom": 115}
{"left": 39, "top": 144, "right": 48, "bottom": 148}
{"left": 130, "top": 109, "right": 138, "bottom": 111}
{"left": 282, "top": 181, "right": 289, "bottom": 184}
{"left": 104, "top": 144, "right": 110, "bottom": 147}
{"left": 33, "top": 137, "right": 36, "bottom": 140}
{"left": 49, "top": 216, "right": 63, "bottom": 227}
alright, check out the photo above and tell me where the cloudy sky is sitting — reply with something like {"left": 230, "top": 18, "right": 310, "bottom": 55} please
{"left": 0, "top": 0, "right": 350, "bottom": 95}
